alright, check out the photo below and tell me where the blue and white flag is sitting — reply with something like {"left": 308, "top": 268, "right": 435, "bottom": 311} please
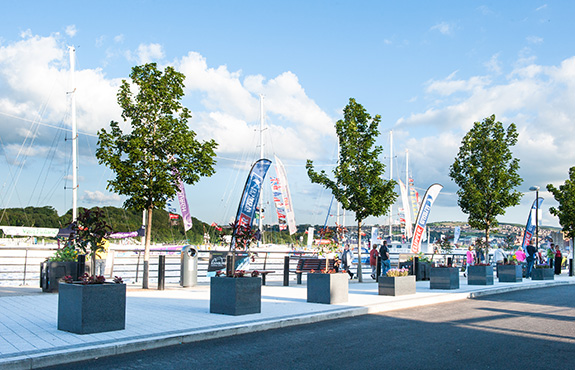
{"left": 521, "top": 197, "right": 544, "bottom": 249}
{"left": 411, "top": 183, "right": 443, "bottom": 254}
{"left": 453, "top": 226, "right": 461, "bottom": 244}
{"left": 231, "top": 158, "right": 272, "bottom": 249}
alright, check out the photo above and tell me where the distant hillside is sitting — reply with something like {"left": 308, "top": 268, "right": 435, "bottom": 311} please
{"left": 0, "top": 206, "right": 302, "bottom": 245}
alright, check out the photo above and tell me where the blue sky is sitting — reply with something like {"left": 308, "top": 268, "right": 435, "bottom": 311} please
{"left": 1, "top": 1, "right": 574, "bottom": 230}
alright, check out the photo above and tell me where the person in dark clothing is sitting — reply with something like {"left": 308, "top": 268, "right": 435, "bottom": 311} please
{"left": 379, "top": 241, "right": 390, "bottom": 276}
{"left": 554, "top": 245, "right": 563, "bottom": 275}
{"left": 525, "top": 242, "right": 537, "bottom": 278}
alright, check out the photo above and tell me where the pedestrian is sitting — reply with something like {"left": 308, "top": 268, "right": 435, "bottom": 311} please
{"left": 548, "top": 243, "right": 555, "bottom": 269}
{"left": 379, "top": 240, "right": 391, "bottom": 276}
{"left": 465, "top": 245, "right": 475, "bottom": 277}
{"left": 94, "top": 238, "right": 109, "bottom": 277}
{"left": 493, "top": 246, "right": 506, "bottom": 277}
{"left": 554, "top": 245, "right": 562, "bottom": 275}
{"left": 525, "top": 241, "right": 537, "bottom": 278}
{"left": 341, "top": 244, "right": 354, "bottom": 279}
{"left": 369, "top": 243, "right": 379, "bottom": 279}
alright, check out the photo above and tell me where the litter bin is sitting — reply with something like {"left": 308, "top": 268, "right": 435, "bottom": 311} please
{"left": 180, "top": 245, "right": 198, "bottom": 287}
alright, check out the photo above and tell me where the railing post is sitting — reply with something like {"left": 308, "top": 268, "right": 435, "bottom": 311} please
{"left": 158, "top": 255, "right": 165, "bottom": 290}
{"left": 22, "top": 247, "right": 29, "bottom": 286}
{"left": 135, "top": 251, "right": 141, "bottom": 282}
{"left": 283, "top": 256, "right": 290, "bottom": 286}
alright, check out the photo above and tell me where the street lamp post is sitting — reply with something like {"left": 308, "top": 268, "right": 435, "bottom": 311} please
{"left": 529, "top": 186, "right": 540, "bottom": 249}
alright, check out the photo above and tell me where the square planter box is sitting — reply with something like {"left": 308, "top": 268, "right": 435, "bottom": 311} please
{"left": 378, "top": 275, "right": 416, "bottom": 296}
{"left": 498, "top": 264, "right": 523, "bottom": 283}
{"left": 210, "top": 277, "right": 262, "bottom": 315}
{"left": 41, "top": 261, "right": 79, "bottom": 293}
{"left": 58, "top": 282, "right": 126, "bottom": 334}
{"left": 430, "top": 267, "right": 460, "bottom": 290}
{"left": 467, "top": 265, "right": 494, "bottom": 285}
{"left": 307, "top": 273, "right": 348, "bottom": 304}
{"left": 399, "top": 261, "right": 431, "bottom": 281}
{"left": 531, "top": 268, "right": 554, "bottom": 280}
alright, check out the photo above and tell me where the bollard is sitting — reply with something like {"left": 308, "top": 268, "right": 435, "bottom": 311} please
{"left": 158, "top": 255, "right": 165, "bottom": 290}
{"left": 283, "top": 256, "right": 290, "bottom": 286}
{"left": 376, "top": 255, "right": 381, "bottom": 282}
{"left": 77, "top": 254, "right": 86, "bottom": 278}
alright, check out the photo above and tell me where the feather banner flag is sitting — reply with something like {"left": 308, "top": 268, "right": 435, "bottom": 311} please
{"left": 411, "top": 183, "right": 443, "bottom": 254}
{"left": 274, "top": 156, "right": 297, "bottom": 234}
{"left": 231, "top": 158, "right": 272, "bottom": 249}
{"left": 521, "top": 197, "right": 544, "bottom": 249}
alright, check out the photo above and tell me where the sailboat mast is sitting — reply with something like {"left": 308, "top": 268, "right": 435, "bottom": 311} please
{"left": 69, "top": 46, "right": 78, "bottom": 222}
{"left": 389, "top": 130, "right": 393, "bottom": 238}
{"left": 258, "top": 95, "right": 264, "bottom": 240}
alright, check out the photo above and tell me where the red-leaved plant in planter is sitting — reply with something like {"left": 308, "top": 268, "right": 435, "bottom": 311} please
{"left": 62, "top": 273, "right": 124, "bottom": 285}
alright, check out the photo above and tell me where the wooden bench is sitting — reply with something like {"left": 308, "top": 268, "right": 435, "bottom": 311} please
{"left": 294, "top": 258, "right": 336, "bottom": 284}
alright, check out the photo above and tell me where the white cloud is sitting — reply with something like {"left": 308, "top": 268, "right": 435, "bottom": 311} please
{"left": 426, "top": 72, "right": 491, "bottom": 96}
{"left": 396, "top": 57, "right": 575, "bottom": 226}
{"left": 430, "top": 22, "right": 454, "bottom": 35}
{"left": 127, "top": 43, "right": 165, "bottom": 64}
{"left": 485, "top": 54, "right": 502, "bottom": 74}
{"left": 176, "top": 52, "right": 335, "bottom": 160}
{"left": 82, "top": 190, "right": 121, "bottom": 204}
{"left": 527, "top": 35, "right": 544, "bottom": 44}
{"left": 65, "top": 25, "right": 77, "bottom": 38}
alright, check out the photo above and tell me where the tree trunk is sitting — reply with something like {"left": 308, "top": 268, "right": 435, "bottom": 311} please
{"left": 484, "top": 222, "right": 490, "bottom": 264}
{"left": 143, "top": 206, "right": 153, "bottom": 289}
{"left": 357, "top": 219, "right": 363, "bottom": 282}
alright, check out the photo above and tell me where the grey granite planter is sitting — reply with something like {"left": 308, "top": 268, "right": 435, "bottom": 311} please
{"left": 40, "top": 261, "right": 79, "bottom": 293}
{"left": 498, "top": 264, "right": 523, "bottom": 282}
{"left": 531, "top": 268, "right": 554, "bottom": 280}
{"left": 430, "top": 267, "right": 460, "bottom": 290}
{"left": 210, "top": 276, "right": 262, "bottom": 315}
{"left": 58, "top": 282, "right": 126, "bottom": 334}
{"left": 307, "top": 273, "right": 348, "bottom": 304}
{"left": 467, "top": 265, "right": 494, "bottom": 285}
{"left": 378, "top": 275, "right": 416, "bottom": 296}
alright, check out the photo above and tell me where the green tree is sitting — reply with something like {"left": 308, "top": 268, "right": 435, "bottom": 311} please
{"left": 547, "top": 166, "right": 575, "bottom": 241}
{"left": 96, "top": 63, "right": 218, "bottom": 289}
{"left": 306, "top": 98, "right": 397, "bottom": 282}
{"left": 449, "top": 114, "right": 522, "bottom": 260}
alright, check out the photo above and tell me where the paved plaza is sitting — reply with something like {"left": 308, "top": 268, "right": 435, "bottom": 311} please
{"left": 1, "top": 274, "right": 574, "bottom": 370}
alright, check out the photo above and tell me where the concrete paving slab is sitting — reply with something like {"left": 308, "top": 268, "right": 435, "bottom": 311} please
{"left": 1, "top": 274, "right": 574, "bottom": 369}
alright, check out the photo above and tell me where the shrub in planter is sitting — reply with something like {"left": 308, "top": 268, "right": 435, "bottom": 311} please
{"left": 379, "top": 268, "right": 416, "bottom": 296}
{"left": 531, "top": 265, "right": 554, "bottom": 280}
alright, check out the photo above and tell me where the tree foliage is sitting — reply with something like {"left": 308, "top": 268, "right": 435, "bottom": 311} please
{"left": 547, "top": 166, "right": 575, "bottom": 240}
{"left": 96, "top": 63, "right": 217, "bottom": 288}
{"left": 449, "top": 114, "right": 523, "bottom": 256}
{"left": 306, "top": 98, "right": 397, "bottom": 281}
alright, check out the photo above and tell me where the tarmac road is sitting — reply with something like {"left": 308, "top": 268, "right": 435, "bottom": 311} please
{"left": 41, "top": 285, "right": 575, "bottom": 370}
